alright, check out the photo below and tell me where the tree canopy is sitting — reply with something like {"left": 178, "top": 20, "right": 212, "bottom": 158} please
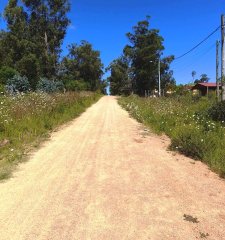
{"left": 109, "top": 17, "right": 175, "bottom": 96}
{"left": 0, "top": 0, "right": 71, "bottom": 89}
{"left": 0, "top": 1, "right": 106, "bottom": 93}
{"left": 62, "top": 41, "right": 104, "bottom": 91}
{"left": 107, "top": 56, "right": 131, "bottom": 96}
{"left": 194, "top": 73, "right": 210, "bottom": 84}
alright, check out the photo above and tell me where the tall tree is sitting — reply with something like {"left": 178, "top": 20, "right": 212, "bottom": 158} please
{"left": 194, "top": 73, "right": 210, "bottom": 84}
{"left": 62, "top": 41, "right": 104, "bottom": 91}
{"left": 107, "top": 56, "right": 131, "bottom": 95}
{"left": 160, "top": 55, "right": 176, "bottom": 91}
{"left": 124, "top": 16, "right": 165, "bottom": 95}
{"left": 192, "top": 70, "right": 196, "bottom": 83}
{"left": 199, "top": 74, "right": 210, "bottom": 83}
{"left": 0, "top": 0, "right": 70, "bottom": 88}
{"left": 22, "top": 0, "right": 70, "bottom": 78}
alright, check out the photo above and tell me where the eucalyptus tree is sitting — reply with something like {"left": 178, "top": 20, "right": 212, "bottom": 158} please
{"left": 62, "top": 41, "right": 104, "bottom": 91}
{"left": 123, "top": 16, "right": 175, "bottom": 95}
{"left": 0, "top": 0, "right": 70, "bottom": 89}
{"left": 107, "top": 56, "right": 131, "bottom": 95}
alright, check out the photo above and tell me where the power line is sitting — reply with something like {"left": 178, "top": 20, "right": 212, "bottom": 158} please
{"left": 172, "top": 42, "right": 216, "bottom": 68}
{"left": 172, "top": 43, "right": 216, "bottom": 75}
{"left": 174, "top": 25, "right": 221, "bottom": 60}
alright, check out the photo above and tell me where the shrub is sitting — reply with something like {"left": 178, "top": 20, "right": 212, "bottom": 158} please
{"left": 0, "top": 66, "right": 18, "bottom": 85}
{"left": 5, "top": 74, "right": 31, "bottom": 93}
{"left": 208, "top": 101, "right": 225, "bottom": 122}
{"left": 0, "top": 84, "right": 5, "bottom": 94}
{"left": 65, "top": 80, "right": 90, "bottom": 91}
{"left": 36, "top": 78, "right": 64, "bottom": 93}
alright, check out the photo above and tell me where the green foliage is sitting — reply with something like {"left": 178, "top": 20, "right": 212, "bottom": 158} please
{"left": 119, "top": 95, "right": 225, "bottom": 177}
{"left": 65, "top": 80, "right": 90, "bottom": 91}
{"left": 5, "top": 74, "right": 31, "bottom": 93}
{"left": 37, "top": 78, "right": 64, "bottom": 93}
{"left": 122, "top": 16, "right": 175, "bottom": 95}
{"left": 0, "top": 2, "right": 105, "bottom": 93}
{"left": 62, "top": 41, "right": 104, "bottom": 91}
{"left": 194, "top": 73, "right": 210, "bottom": 84}
{"left": 107, "top": 56, "right": 131, "bottom": 95}
{"left": 0, "top": 84, "right": 5, "bottom": 94}
{"left": 0, "top": 66, "right": 18, "bottom": 85}
{"left": 208, "top": 101, "right": 225, "bottom": 122}
{"left": 16, "top": 54, "right": 40, "bottom": 90}
{"left": 0, "top": 0, "right": 71, "bottom": 86}
{"left": 0, "top": 92, "right": 101, "bottom": 180}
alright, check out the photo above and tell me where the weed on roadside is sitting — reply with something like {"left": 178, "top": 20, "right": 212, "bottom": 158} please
{"left": 0, "top": 92, "right": 101, "bottom": 180}
{"left": 119, "top": 95, "right": 225, "bottom": 177}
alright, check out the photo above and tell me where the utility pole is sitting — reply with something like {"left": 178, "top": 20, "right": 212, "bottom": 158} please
{"left": 221, "top": 14, "right": 225, "bottom": 101}
{"left": 158, "top": 58, "right": 161, "bottom": 97}
{"left": 216, "top": 40, "right": 220, "bottom": 100}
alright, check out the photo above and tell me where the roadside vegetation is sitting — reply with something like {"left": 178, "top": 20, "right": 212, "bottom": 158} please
{"left": 0, "top": 1, "right": 106, "bottom": 180}
{"left": 119, "top": 95, "right": 225, "bottom": 177}
{"left": 0, "top": 91, "right": 101, "bottom": 180}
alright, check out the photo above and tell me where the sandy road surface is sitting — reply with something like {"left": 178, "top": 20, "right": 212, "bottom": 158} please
{"left": 0, "top": 96, "right": 225, "bottom": 240}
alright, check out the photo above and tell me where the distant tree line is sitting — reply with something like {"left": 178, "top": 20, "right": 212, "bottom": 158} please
{"left": 0, "top": 0, "right": 106, "bottom": 93}
{"left": 107, "top": 16, "right": 175, "bottom": 96}
{"left": 191, "top": 71, "right": 210, "bottom": 84}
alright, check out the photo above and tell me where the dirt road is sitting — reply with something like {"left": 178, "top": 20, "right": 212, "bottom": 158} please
{"left": 0, "top": 96, "right": 225, "bottom": 240}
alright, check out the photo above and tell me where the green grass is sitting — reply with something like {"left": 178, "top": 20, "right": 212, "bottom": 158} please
{"left": 0, "top": 91, "right": 101, "bottom": 180}
{"left": 119, "top": 95, "right": 225, "bottom": 177}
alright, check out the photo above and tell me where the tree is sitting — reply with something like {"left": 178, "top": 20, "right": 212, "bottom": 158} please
{"left": 160, "top": 56, "right": 176, "bottom": 91}
{"left": 123, "top": 16, "right": 174, "bottom": 95}
{"left": 22, "top": 0, "right": 71, "bottom": 78}
{"left": 107, "top": 56, "right": 131, "bottom": 95}
{"left": 191, "top": 71, "right": 196, "bottom": 83}
{"left": 199, "top": 74, "right": 210, "bottom": 83}
{"left": 0, "top": 66, "right": 18, "bottom": 84}
{"left": 0, "top": 0, "right": 70, "bottom": 89}
{"left": 194, "top": 73, "right": 210, "bottom": 84}
{"left": 62, "top": 41, "right": 104, "bottom": 91}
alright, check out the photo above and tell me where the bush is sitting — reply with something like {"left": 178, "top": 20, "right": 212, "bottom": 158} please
{"left": 36, "top": 78, "right": 64, "bottom": 93}
{"left": 5, "top": 74, "right": 31, "bottom": 93}
{"left": 0, "top": 66, "right": 18, "bottom": 85}
{"left": 0, "top": 84, "right": 5, "bottom": 94}
{"left": 65, "top": 80, "right": 90, "bottom": 91}
{"left": 208, "top": 101, "right": 225, "bottom": 122}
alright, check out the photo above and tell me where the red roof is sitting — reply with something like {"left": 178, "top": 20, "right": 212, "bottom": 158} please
{"left": 196, "top": 82, "right": 220, "bottom": 87}
{"left": 192, "top": 83, "right": 221, "bottom": 90}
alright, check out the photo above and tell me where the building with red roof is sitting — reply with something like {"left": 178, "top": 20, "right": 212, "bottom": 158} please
{"left": 191, "top": 82, "right": 221, "bottom": 96}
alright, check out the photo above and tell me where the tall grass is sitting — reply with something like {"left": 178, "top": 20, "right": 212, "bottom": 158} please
{"left": 0, "top": 91, "right": 101, "bottom": 180}
{"left": 119, "top": 95, "right": 225, "bottom": 177}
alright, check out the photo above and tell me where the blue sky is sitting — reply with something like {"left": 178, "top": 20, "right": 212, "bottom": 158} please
{"left": 0, "top": 0, "right": 225, "bottom": 84}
